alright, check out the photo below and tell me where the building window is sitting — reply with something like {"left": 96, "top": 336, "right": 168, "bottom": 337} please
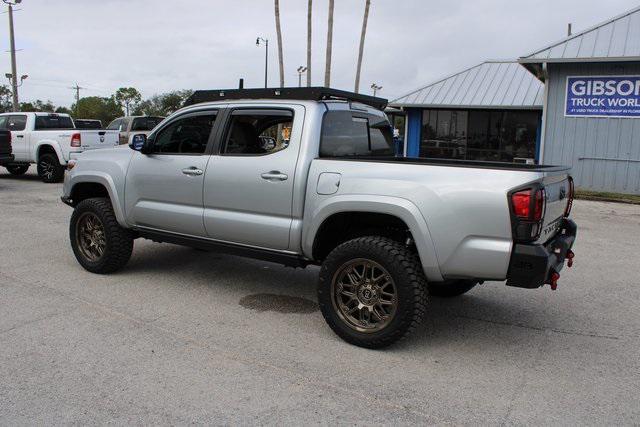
{"left": 420, "top": 109, "right": 539, "bottom": 163}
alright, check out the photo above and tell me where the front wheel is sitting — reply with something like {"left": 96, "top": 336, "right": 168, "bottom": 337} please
{"left": 5, "top": 164, "right": 29, "bottom": 175}
{"left": 70, "top": 198, "right": 134, "bottom": 274}
{"left": 318, "top": 236, "right": 427, "bottom": 349}
{"left": 37, "top": 153, "right": 65, "bottom": 183}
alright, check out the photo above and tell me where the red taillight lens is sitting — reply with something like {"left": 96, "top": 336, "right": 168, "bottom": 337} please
{"left": 564, "top": 177, "right": 574, "bottom": 217}
{"left": 512, "top": 190, "right": 532, "bottom": 219}
{"left": 70, "top": 133, "right": 81, "bottom": 147}
{"left": 511, "top": 188, "right": 545, "bottom": 221}
{"left": 533, "top": 188, "right": 544, "bottom": 221}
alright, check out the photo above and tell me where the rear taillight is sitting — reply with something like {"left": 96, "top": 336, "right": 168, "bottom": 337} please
{"left": 510, "top": 187, "right": 546, "bottom": 241}
{"left": 70, "top": 133, "right": 81, "bottom": 147}
{"left": 564, "top": 177, "right": 574, "bottom": 217}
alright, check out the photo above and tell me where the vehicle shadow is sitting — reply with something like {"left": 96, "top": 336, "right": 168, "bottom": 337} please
{"left": 123, "top": 243, "right": 560, "bottom": 349}
{"left": 0, "top": 172, "right": 41, "bottom": 182}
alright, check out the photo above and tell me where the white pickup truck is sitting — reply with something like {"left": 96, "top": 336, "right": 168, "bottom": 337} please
{"left": 0, "top": 112, "right": 119, "bottom": 182}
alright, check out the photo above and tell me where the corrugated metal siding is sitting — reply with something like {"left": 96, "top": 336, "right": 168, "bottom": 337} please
{"left": 543, "top": 62, "right": 640, "bottom": 194}
{"left": 390, "top": 61, "right": 543, "bottom": 108}
{"left": 522, "top": 6, "right": 640, "bottom": 61}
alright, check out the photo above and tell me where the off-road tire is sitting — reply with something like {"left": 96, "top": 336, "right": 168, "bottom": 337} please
{"left": 318, "top": 236, "right": 427, "bottom": 349}
{"left": 427, "top": 280, "right": 477, "bottom": 297}
{"left": 5, "top": 164, "right": 29, "bottom": 175}
{"left": 70, "top": 197, "right": 134, "bottom": 274}
{"left": 37, "top": 153, "right": 65, "bottom": 183}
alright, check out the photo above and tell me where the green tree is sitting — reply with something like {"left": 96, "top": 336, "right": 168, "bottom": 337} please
{"left": 133, "top": 90, "right": 193, "bottom": 116}
{"left": 0, "top": 85, "right": 12, "bottom": 112}
{"left": 19, "top": 99, "right": 56, "bottom": 112}
{"left": 114, "top": 87, "right": 142, "bottom": 116}
{"left": 71, "top": 96, "right": 123, "bottom": 125}
{"left": 55, "top": 106, "right": 72, "bottom": 115}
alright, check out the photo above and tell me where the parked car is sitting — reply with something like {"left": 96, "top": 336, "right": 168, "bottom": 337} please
{"left": 61, "top": 88, "right": 577, "bottom": 348}
{"left": 106, "top": 115, "right": 165, "bottom": 145}
{"left": 74, "top": 119, "right": 103, "bottom": 129}
{"left": 0, "top": 112, "right": 119, "bottom": 183}
{"left": 0, "top": 129, "right": 14, "bottom": 166}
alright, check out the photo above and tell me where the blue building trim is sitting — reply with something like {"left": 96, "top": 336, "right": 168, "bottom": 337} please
{"left": 405, "top": 108, "right": 422, "bottom": 157}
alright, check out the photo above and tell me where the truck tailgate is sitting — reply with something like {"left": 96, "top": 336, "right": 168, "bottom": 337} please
{"left": 537, "top": 172, "right": 572, "bottom": 243}
{"left": 77, "top": 130, "right": 119, "bottom": 151}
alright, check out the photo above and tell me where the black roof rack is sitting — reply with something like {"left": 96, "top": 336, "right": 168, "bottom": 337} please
{"left": 184, "top": 87, "right": 387, "bottom": 110}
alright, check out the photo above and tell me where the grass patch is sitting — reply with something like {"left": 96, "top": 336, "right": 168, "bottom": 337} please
{"left": 575, "top": 189, "right": 640, "bottom": 205}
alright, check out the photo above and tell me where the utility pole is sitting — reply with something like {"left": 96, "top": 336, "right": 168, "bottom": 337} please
{"left": 306, "top": 0, "right": 312, "bottom": 87}
{"left": 256, "top": 37, "right": 269, "bottom": 88}
{"left": 4, "top": 0, "right": 22, "bottom": 111}
{"left": 354, "top": 0, "right": 371, "bottom": 93}
{"left": 69, "top": 83, "right": 84, "bottom": 117}
{"left": 370, "top": 83, "right": 382, "bottom": 96}
{"left": 324, "top": 0, "right": 334, "bottom": 87}
{"left": 567, "top": 23, "right": 572, "bottom": 36}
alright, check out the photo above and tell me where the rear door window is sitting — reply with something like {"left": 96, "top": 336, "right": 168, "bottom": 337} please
{"left": 320, "top": 111, "right": 393, "bottom": 157}
{"left": 7, "top": 115, "right": 27, "bottom": 131}
{"left": 34, "top": 115, "right": 74, "bottom": 130}
{"left": 222, "top": 109, "right": 293, "bottom": 156}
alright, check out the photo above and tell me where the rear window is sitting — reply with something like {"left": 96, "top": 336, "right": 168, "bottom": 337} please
{"left": 34, "top": 115, "right": 74, "bottom": 130}
{"left": 74, "top": 120, "right": 102, "bottom": 129}
{"left": 320, "top": 111, "right": 394, "bottom": 157}
{"left": 131, "top": 116, "right": 164, "bottom": 131}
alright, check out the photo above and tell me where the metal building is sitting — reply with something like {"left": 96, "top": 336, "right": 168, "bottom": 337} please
{"left": 519, "top": 6, "right": 640, "bottom": 194}
{"left": 390, "top": 60, "right": 544, "bottom": 163}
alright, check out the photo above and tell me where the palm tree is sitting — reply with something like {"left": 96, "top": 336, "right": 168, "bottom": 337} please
{"left": 274, "top": 0, "right": 285, "bottom": 88}
{"left": 354, "top": 0, "right": 371, "bottom": 93}
{"left": 324, "top": 0, "right": 334, "bottom": 87}
{"left": 306, "top": 0, "right": 312, "bottom": 86}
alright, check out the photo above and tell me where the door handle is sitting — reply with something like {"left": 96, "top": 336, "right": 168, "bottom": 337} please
{"left": 261, "top": 171, "right": 288, "bottom": 181}
{"left": 182, "top": 167, "right": 203, "bottom": 176}
{"left": 16, "top": 135, "right": 24, "bottom": 138}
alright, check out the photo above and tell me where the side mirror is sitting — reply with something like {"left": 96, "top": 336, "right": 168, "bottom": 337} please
{"left": 129, "top": 134, "right": 147, "bottom": 152}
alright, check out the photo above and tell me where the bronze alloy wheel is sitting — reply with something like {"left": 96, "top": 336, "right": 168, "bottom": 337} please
{"left": 75, "top": 211, "right": 107, "bottom": 262}
{"left": 331, "top": 258, "right": 398, "bottom": 333}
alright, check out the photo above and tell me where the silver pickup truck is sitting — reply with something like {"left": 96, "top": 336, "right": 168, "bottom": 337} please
{"left": 61, "top": 88, "right": 577, "bottom": 348}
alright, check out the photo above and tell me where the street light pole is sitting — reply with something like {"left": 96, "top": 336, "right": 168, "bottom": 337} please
{"left": 4, "top": 0, "right": 22, "bottom": 111}
{"left": 297, "top": 66, "right": 307, "bottom": 88}
{"left": 256, "top": 37, "right": 269, "bottom": 88}
{"left": 371, "top": 83, "right": 382, "bottom": 97}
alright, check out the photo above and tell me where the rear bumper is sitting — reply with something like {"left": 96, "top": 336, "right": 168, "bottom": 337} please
{"left": 506, "top": 218, "right": 577, "bottom": 289}
{"left": 0, "top": 154, "right": 14, "bottom": 165}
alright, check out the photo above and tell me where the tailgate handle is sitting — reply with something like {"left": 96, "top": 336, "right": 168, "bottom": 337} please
{"left": 99, "top": 131, "right": 106, "bottom": 135}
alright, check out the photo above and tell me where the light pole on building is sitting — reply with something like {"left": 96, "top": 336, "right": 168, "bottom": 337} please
{"left": 256, "top": 37, "right": 269, "bottom": 88}
{"left": 3, "top": 0, "right": 22, "bottom": 111}
{"left": 297, "top": 66, "right": 307, "bottom": 87}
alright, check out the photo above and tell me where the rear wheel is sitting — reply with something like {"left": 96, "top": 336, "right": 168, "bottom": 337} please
{"left": 5, "top": 164, "right": 29, "bottom": 175}
{"left": 37, "top": 153, "right": 64, "bottom": 183}
{"left": 427, "top": 280, "right": 477, "bottom": 297}
{"left": 318, "top": 236, "right": 427, "bottom": 349}
{"left": 70, "top": 198, "right": 134, "bottom": 274}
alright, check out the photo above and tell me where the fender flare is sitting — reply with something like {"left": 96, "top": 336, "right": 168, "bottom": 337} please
{"left": 67, "top": 172, "right": 128, "bottom": 228}
{"left": 302, "top": 195, "right": 443, "bottom": 282}
{"left": 34, "top": 141, "right": 65, "bottom": 165}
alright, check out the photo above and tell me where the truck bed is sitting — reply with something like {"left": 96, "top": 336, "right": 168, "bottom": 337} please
{"left": 321, "top": 155, "right": 571, "bottom": 173}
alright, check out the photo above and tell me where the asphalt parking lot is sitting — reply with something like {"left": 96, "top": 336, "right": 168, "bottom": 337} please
{"left": 1, "top": 167, "right": 639, "bottom": 425}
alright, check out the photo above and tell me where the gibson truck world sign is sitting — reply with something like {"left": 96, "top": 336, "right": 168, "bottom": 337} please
{"left": 565, "top": 76, "right": 640, "bottom": 118}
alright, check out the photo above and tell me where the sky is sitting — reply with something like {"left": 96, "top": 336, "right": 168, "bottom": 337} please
{"left": 2, "top": 0, "right": 639, "bottom": 107}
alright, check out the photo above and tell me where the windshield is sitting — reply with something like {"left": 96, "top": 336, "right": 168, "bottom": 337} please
{"left": 34, "top": 115, "right": 75, "bottom": 130}
{"left": 131, "top": 116, "right": 164, "bottom": 131}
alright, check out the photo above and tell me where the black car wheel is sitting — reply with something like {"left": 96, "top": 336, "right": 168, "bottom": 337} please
{"left": 318, "top": 236, "right": 427, "bottom": 349}
{"left": 5, "top": 164, "right": 29, "bottom": 175}
{"left": 37, "top": 153, "right": 64, "bottom": 183}
{"left": 70, "top": 198, "right": 134, "bottom": 274}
